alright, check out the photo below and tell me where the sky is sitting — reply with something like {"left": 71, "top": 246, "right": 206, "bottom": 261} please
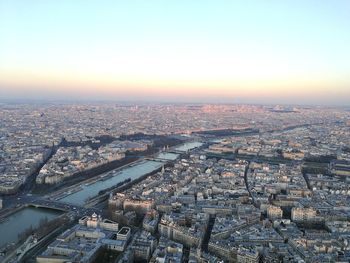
{"left": 0, "top": 0, "right": 350, "bottom": 105}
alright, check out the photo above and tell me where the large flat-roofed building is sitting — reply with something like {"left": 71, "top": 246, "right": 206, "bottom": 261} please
{"left": 79, "top": 212, "right": 118, "bottom": 232}
{"left": 117, "top": 227, "right": 131, "bottom": 241}
{"left": 36, "top": 214, "right": 126, "bottom": 263}
{"left": 36, "top": 224, "right": 104, "bottom": 263}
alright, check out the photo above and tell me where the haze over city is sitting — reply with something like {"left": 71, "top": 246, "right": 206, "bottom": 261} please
{"left": 1, "top": 0, "right": 350, "bottom": 105}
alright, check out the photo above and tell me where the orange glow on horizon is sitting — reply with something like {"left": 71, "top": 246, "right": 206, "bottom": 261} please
{"left": 1, "top": 68, "right": 349, "bottom": 102}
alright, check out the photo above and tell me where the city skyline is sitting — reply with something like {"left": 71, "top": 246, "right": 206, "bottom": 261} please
{"left": 0, "top": 1, "right": 350, "bottom": 105}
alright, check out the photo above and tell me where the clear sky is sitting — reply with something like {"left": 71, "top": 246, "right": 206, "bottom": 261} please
{"left": 0, "top": 0, "right": 350, "bottom": 105}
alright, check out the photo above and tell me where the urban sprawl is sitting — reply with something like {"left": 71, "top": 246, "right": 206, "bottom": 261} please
{"left": 0, "top": 103, "right": 349, "bottom": 263}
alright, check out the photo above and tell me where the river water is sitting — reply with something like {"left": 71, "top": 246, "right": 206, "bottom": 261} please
{"left": 156, "top": 152, "right": 179, "bottom": 160}
{"left": 0, "top": 207, "right": 62, "bottom": 248}
{"left": 175, "top": 141, "right": 203, "bottom": 152}
{"left": 59, "top": 160, "right": 163, "bottom": 205}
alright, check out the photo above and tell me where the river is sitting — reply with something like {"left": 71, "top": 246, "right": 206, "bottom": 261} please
{"left": 174, "top": 141, "right": 203, "bottom": 152}
{"left": 0, "top": 207, "right": 62, "bottom": 248}
{"left": 156, "top": 152, "right": 179, "bottom": 160}
{"left": 59, "top": 160, "right": 163, "bottom": 205}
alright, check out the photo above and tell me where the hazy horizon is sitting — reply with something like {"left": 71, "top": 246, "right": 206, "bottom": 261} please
{"left": 1, "top": 0, "right": 350, "bottom": 105}
{"left": 1, "top": 97, "right": 349, "bottom": 109}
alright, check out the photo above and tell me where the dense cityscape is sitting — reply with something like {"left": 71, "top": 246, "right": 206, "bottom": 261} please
{"left": 0, "top": 103, "right": 349, "bottom": 263}
{"left": 1, "top": 1, "right": 350, "bottom": 262}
